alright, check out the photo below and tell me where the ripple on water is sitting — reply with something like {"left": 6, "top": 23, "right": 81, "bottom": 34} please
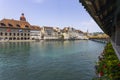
{"left": 0, "top": 41, "right": 105, "bottom": 80}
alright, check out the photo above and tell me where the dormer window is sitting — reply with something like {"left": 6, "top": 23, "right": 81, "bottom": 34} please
{"left": 16, "top": 24, "right": 20, "bottom": 28}
{"left": 0, "top": 23, "right": 6, "bottom": 27}
{"left": 25, "top": 25, "right": 29, "bottom": 28}
{"left": 8, "top": 23, "right": 13, "bottom": 27}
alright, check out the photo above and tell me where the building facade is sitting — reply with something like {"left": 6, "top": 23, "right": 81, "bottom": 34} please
{"left": 75, "top": 30, "right": 84, "bottom": 39}
{"left": 41, "top": 26, "right": 58, "bottom": 40}
{"left": 0, "top": 13, "right": 87, "bottom": 41}
{"left": 30, "top": 25, "right": 41, "bottom": 40}
{"left": 0, "top": 13, "right": 40, "bottom": 42}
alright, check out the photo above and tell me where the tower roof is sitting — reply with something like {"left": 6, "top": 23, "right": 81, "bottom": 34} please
{"left": 20, "top": 13, "right": 26, "bottom": 21}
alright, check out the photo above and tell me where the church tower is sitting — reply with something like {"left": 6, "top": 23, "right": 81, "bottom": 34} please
{"left": 20, "top": 13, "right": 26, "bottom": 21}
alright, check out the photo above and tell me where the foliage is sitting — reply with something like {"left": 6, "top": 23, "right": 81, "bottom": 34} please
{"left": 93, "top": 42, "right": 120, "bottom": 80}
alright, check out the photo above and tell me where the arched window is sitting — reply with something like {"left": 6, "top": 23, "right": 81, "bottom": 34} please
{"left": 9, "top": 33, "right": 12, "bottom": 36}
{"left": 13, "top": 37, "right": 16, "bottom": 40}
{"left": 5, "top": 33, "right": 7, "bottom": 36}
{"left": 17, "top": 37, "right": 19, "bottom": 40}
{"left": 21, "top": 37, "right": 23, "bottom": 40}
{"left": 24, "top": 33, "right": 26, "bottom": 36}
{"left": 0, "top": 32, "right": 3, "bottom": 36}
{"left": 9, "top": 37, "right": 12, "bottom": 40}
{"left": 13, "top": 33, "right": 16, "bottom": 36}
{"left": 8, "top": 23, "right": 13, "bottom": 27}
{"left": 21, "top": 33, "right": 23, "bottom": 36}
{"left": 16, "top": 24, "right": 20, "bottom": 28}
{"left": 17, "top": 33, "right": 19, "bottom": 36}
{"left": 24, "top": 37, "right": 26, "bottom": 40}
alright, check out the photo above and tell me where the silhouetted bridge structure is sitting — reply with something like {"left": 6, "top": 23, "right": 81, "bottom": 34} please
{"left": 90, "top": 38, "right": 109, "bottom": 43}
{"left": 79, "top": 0, "right": 120, "bottom": 59}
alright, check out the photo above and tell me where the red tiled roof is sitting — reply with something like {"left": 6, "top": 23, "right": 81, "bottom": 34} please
{"left": 0, "top": 19, "right": 41, "bottom": 30}
{"left": 31, "top": 25, "right": 41, "bottom": 30}
{"left": 0, "top": 19, "right": 31, "bottom": 29}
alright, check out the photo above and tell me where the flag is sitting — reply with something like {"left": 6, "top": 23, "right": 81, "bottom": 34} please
{"left": 6, "top": 29, "right": 11, "bottom": 32}
{"left": 19, "top": 29, "right": 23, "bottom": 32}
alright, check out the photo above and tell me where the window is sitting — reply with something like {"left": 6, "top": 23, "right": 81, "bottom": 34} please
{"left": 21, "top": 33, "right": 23, "bottom": 36}
{"left": 25, "top": 25, "right": 29, "bottom": 28}
{"left": 9, "top": 37, "right": 12, "bottom": 40}
{"left": 13, "top": 37, "right": 16, "bottom": 40}
{"left": 58, "top": 32, "right": 60, "bottom": 34}
{"left": 9, "top": 33, "right": 12, "bottom": 36}
{"left": 17, "top": 33, "right": 19, "bottom": 36}
{"left": 5, "top": 33, "right": 7, "bottom": 36}
{"left": 24, "top": 37, "right": 26, "bottom": 40}
{"left": 46, "top": 30, "right": 52, "bottom": 35}
{"left": 16, "top": 24, "right": 20, "bottom": 28}
{"left": 28, "top": 34, "right": 30, "bottom": 36}
{"left": 24, "top": 33, "right": 26, "bottom": 36}
{"left": 0, "top": 23, "right": 6, "bottom": 27}
{"left": 0, "top": 32, "right": 3, "bottom": 36}
{"left": 17, "top": 37, "right": 19, "bottom": 40}
{"left": 13, "top": 33, "right": 16, "bottom": 36}
{"left": 21, "top": 37, "right": 23, "bottom": 40}
{"left": 8, "top": 23, "right": 13, "bottom": 27}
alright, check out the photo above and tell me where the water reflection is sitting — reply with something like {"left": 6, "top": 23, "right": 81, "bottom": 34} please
{"left": 0, "top": 42, "right": 30, "bottom": 54}
{"left": 0, "top": 42, "right": 31, "bottom": 80}
{"left": 0, "top": 41, "right": 105, "bottom": 80}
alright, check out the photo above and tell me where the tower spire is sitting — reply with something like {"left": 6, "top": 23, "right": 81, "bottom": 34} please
{"left": 20, "top": 13, "right": 26, "bottom": 21}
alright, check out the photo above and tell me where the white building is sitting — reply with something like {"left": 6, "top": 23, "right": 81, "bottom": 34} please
{"left": 62, "top": 27, "right": 69, "bottom": 40}
{"left": 62, "top": 27, "right": 77, "bottom": 39}
{"left": 75, "top": 30, "right": 85, "bottom": 39}
{"left": 41, "top": 26, "right": 58, "bottom": 40}
{"left": 30, "top": 25, "right": 41, "bottom": 40}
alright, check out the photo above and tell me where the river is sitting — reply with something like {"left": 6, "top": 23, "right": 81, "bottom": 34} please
{"left": 0, "top": 40, "right": 105, "bottom": 80}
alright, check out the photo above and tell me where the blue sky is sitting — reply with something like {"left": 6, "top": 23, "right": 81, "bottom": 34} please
{"left": 0, "top": 0, "right": 103, "bottom": 32}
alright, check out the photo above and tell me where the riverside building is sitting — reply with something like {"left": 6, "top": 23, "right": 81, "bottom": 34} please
{"left": 41, "top": 26, "right": 59, "bottom": 40}
{"left": 0, "top": 13, "right": 40, "bottom": 41}
{"left": 30, "top": 25, "right": 41, "bottom": 40}
{"left": 0, "top": 13, "right": 88, "bottom": 41}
